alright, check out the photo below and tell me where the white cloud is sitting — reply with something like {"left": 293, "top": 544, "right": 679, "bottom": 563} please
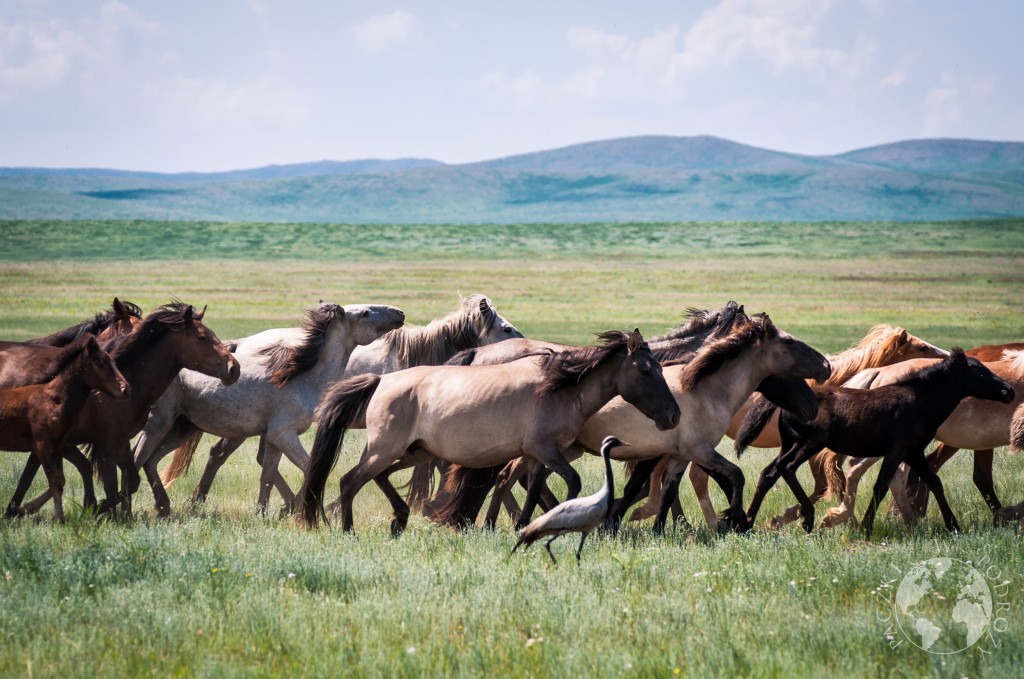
{"left": 351, "top": 11, "right": 417, "bottom": 54}
{"left": 923, "top": 72, "right": 996, "bottom": 136}
{"left": 483, "top": 70, "right": 553, "bottom": 109}
{"left": 156, "top": 75, "right": 309, "bottom": 129}
{"left": 881, "top": 70, "right": 906, "bottom": 87}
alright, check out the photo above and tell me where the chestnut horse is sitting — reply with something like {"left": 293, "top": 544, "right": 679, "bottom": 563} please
{"left": 736, "top": 349, "right": 1014, "bottom": 537}
{"left": 299, "top": 329, "right": 681, "bottom": 533}
{"left": 10, "top": 302, "right": 240, "bottom": 517}
{"left": 0, "top": 335, "right": 129, "bottom": 522}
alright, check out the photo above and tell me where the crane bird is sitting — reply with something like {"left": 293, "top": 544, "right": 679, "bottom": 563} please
{"left": 511, "top": 435, "right": 625, "bottom": 564}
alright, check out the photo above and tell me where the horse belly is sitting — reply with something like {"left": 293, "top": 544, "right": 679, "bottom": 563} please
{"left": 577, "top": 397, "right": 678, "bottom": 459}
{"left": 937, "top": 399, "right": 1015, "bottom": 449}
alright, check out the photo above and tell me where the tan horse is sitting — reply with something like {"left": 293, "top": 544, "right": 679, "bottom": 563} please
{"left": 819, "top": 349, "right": 1024, "bottom": 527}
{"left": 675, "top": 324, "right": 948, "bottom": 529}
{"left": 298, "top": 329, "right": 681, "bottom": 533}
{"left": 479, "top": 314, "right": 831, "bottom": 533}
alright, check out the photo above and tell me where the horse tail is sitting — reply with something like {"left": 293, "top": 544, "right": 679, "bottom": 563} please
{"left": 819, "top": 450, "right": 847, "bottom": 499}
{"left": 405, "top": 460, "right": 441, "bottom": 511}
{"left": 429, "top": 463, "right": 502, "bottom": 528}
{"left": 160, "top": 428, "right": 204, "bottom": 488}
{"left": 1011, "top": 401, "right": 1024, "bottom": 453}
{"left": 299, "top": 374, "right": 381, "bottom": 528}
{"left": 734, "top": 395, "right": 778, "bottom": 456}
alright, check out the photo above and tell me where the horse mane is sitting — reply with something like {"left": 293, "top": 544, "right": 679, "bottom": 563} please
{"left": 825, "top": 324, "right": 910, "bottom": 386}
{"left": 26, "top": 300, "right": 143, "bottom": 347}
{"left": 381, "top": 294, "right": 498, "bottom": 369}
{"left": 257, "top": 303, "right": 343, "bottom": 387}
{"left": 103, "top": 300, "right": 199, "bottom": 366}
{"left": 677, "top": 314, "right": 776, "bottom": 391}
{"left": 891, "top": 347, "right": 967, "bottom": 388}
{"left": 46, "top": 334, "right": 96, "bottom": 378}
{"left": 1001, "top": 349, "right": 1024, "bottom": 379}
{"left": 535, "top": 330, "right": 633, "bottom": 396}
{"left": 648, "top": 302, "right": 745, "bottom": 363}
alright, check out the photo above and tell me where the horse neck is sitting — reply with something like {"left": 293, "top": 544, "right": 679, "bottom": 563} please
{"left": 649, "top": 330, "right": 714, "bottom": 362}
{"left": 387, "top": 315, "right": 481, "bottom": 368}
{"left": 826, "top": 339, "right": 899, "bottom": 385}
{"left": 567, "top": 353, "right": 627, "bottom": 422}
{"left": 45, "top": 356, "right": 96, "bottom": 413}
{"left": 895, "top": 368, "right": 975, "bottom": 426}
{"left": 118, "top": 333, "right": 198, "bottom": 409}
{"left": 688, "top": 347, "right": 768, "bottom": 417}
{"left": 305, "top": 325, "right": 358, "bottom": 382}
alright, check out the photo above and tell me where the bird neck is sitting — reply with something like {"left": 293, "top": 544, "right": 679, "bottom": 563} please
{"left": 601, "top": 448, "right": 614, "bottom": 503}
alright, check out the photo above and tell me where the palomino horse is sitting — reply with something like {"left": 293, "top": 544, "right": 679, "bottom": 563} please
{"left": 299, "top": 329, "right": 681, "bottom": 533}
{"left": 0, "top": 334, "right": 129, "bottom": 522}
{"left": 163, "top": 294, "right": 519, "bottom": 513}
{"left": 818, "top": 347, "right": 1024, "bottom": 528}
{"left": 736, "top": 349, "right": 1014, "bottom": 536}
{"left": 133, "top": 302, "right": 406, "bottom": 516}
{"left": 470, "top": 314, "right": 830, "bottom": 534}
{"left": 676, "top": 324, "right": 948, "bottom": 530}
{"left": 10, "top": 302, "right": 240, "bottom": 517}
{"left": 421, "top": 303, "right": 819, "bottom": 529}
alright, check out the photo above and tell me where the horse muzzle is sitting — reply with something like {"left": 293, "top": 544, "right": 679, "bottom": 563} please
{"left": 656, "top": 411, "right": 681, "bottom": 431}
{"left": 1000, "top": 386, "right": 1015, "bottom": 403}
{"left": 221, "top": 357, "right": 241, "bottom": 385}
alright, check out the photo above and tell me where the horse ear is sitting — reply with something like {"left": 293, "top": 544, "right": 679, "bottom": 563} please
{"left": 898, "top": 329, "right": 909, "bottom": 342}
{"left": 479, "top": 297, "right": 490, "bottom": 315}
{"left": 183, "top": 305, "right": 194, "bottom": 323}
{"left": 627, "top": 328, "right": 643, "bottom": 353}
{"left": 195, "top": 305, "right": 207, "bottom": 321}
{"left": 950, "top": 347, "right": 966, "bottom": 363}
{"left": 112, "top": 297, "right": 126, "bottom": 319}
{"left": 84, "top": 334, "right": 100, "bottom": 354}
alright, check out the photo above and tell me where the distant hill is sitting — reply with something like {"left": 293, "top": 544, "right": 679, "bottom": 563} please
{"left": 1, "top": 136, "right": 1022, "bottom": 222}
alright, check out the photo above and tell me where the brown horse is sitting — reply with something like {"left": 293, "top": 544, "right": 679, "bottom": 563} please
{"left": 10, "top": 302, "right": 240, "bottom": 517}
{"left": 819, "top": 347, "right": 1024, "bottom": 527}
{"left": 0, "top": 299, "right": 142, "bottom": 513}
{"left": 0, "top": 298, "right": 142, "bottom": 386}
{"left": 299, "top": 329, "right": 681, "bottom": 533}
{"left": 0, "top": 334, "right": 129, "bottom": 522}
{"left": 736, "top": 349, "right": 1014, "bottom": 536}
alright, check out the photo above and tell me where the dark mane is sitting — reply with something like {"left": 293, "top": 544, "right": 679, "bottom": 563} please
{"left": 678, "top": 314, "right": 776, "bottom": 390}
{"left": 103, "top": 301, "right": 198, "bottom": 367}
{"left": 535, "top": 330, "right": 634, "bottom": 396}
{"left": 649, "top": 302, "right": 744, "bottom": 363}
{"left": 258, "top": 303, "right": 343, "bottom": 386}
{"left": 27, "top": 300, "right": 142, "bottom": 347}
{"left": 382, "top": 294, "right": 499, "bottom": 368}
{"left": 891, "top": 347, "right": 967, "bottom": 388}
{"left": 45, "top": 334, "right": 96, "bottom": 379}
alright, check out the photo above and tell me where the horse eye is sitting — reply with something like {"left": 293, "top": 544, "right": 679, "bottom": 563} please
{"left": 640, "top": 368, "right": 651, "bottom": 376}
{"left": 362, "top": 310, "right": 370, "bottom": 317}
{"left": 504, "top": 326, "right": 512, "bottom": 333}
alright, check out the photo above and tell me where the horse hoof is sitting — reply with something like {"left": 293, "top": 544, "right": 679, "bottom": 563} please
{"left": 390, "top": 518, "right": 408, "bottom": 537}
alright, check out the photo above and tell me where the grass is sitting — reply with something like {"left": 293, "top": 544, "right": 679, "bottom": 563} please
{"left": 0, "top": 219, "right": 1023, "bottom": 677}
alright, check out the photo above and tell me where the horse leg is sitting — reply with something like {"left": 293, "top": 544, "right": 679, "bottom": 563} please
{"left": 372, "top": 452, "right": 429, "bottom": 536}
{"left": 63, "top": 447, "right": 97, "bottom": 510}
{"left": 140, "top": 421, "right": 200, "bottom": 517}
{"left": 745, "top": 443, "right": 803, "bottom": 527}
{"left": 484, "top": 459, "right": 527, "bottom": 530}
{"left": 527, "top": 444, "right": 580, "bottom": 504}
{"left": 116, "top": 440, "right": 137, "bottom": 519}
{"left": 607, "top": 457, "right": 660, "bottom": 531}
{"left": 37, "top": 447, "right": 67, "bottom": 524}
{"left": 263, "top": 427, "right": 311, "bottom": 513}
{"left": 192, "top": 436, "right": 246, "bottom": 505}
{"left": 653, "top": 459, "right": 688, "bottom": 536}
{"left": 6, "top": 456, "right": 42, "bottom": 517}
{"left": 903, "top": 448, "right": 961, "bottom": 533}
{"left": 820, "top": 456, "right": 876, "bottom": 528}
{"left": 886, "top": 463, "right": 919, "bottom": 526}
{"left": 517, "top": 465, "right": 553, "bottom": 530}
{"left": 688, "top": 465, "right": 719, "bottom": 532}
{"left": 860, "top": 454, "right": 903, "bottom": 539}
{"left": 687, "top": 444, "right": 747, "bottom": 532}
{"left": 968, "top": 449, "right": 1002, "bottom": 517}
{"left": 907, "top": 443, "right": 958, "bottom": 516}
{"left": 624, "top": 457, "right": 667, "bottom": 524}
{"left": 335, "top": 437, "right": 407, "bottom": 532}
{"left": 769, "top": 450, "right": 830, "bottom": 529}
{"left": 779, "top": 445, "right": 823, "bottom": 533}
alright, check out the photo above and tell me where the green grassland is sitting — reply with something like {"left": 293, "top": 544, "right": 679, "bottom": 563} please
{"left": 0, "top": 219, "right": 1022, "bottom": 677}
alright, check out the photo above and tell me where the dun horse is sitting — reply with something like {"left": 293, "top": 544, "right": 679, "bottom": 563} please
{"left": 736, "top": 349, "right": 1014, "bottom": 536}
{"left": 299, "top": 329, "right": 681, "bottom": 533}
{"left": 0, "top": 335, "right": 129, "bottom": 522}
{"left": 159, "top": 294, "right": 518, "bottom": 513}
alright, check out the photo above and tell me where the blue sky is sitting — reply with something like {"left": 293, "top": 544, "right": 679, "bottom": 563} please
{"left": 1, "top": 0, "right": 1021, "bottom": 171}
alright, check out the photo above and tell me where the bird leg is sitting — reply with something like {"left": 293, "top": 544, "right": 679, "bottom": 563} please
{"left": 544, "top": 536, "right": 559, "bottom": 565}
{"left": 575, "top": 532, "right": 588, "bottom": 563}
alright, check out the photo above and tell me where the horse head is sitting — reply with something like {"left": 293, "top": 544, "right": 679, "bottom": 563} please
{"left": 616, "top": 328, "right": 680, "bottom": 431}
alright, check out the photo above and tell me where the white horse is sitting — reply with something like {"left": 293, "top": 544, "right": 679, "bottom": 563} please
{"left": 131, "top": 302, "right": 405, "bottom": 516}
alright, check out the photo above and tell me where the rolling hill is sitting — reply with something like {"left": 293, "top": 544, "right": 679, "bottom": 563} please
{"left": 1, "top": 136, "right": 1022, "bottom": 222}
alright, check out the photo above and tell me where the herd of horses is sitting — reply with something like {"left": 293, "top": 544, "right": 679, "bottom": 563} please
{"left": 1, "top": 296, "right": 1023, "bottom": 546}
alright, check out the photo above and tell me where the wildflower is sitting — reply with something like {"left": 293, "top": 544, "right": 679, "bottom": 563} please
{"left": 406, "top": 646, "right": 416, "bottom": 654}
{"left": 674, "top": 667, "right": 681, "bottom": 675}
{"left": 211, "top": 567, "right": 220, "bottom": 574}
{"left": 287, "top": 572, "right": 296, "bottom": 579}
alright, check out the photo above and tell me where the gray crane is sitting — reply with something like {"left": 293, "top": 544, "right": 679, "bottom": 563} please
{"left": 511, "top": 435, "right": 624, "bottom": 564}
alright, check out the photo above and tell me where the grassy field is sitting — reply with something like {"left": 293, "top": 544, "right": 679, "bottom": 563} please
{"left": 0, "top": 219, "right": 1022, "bottom": 677}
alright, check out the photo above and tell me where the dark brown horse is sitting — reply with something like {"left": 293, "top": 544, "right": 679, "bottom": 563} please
{"left": 737, "top": 349, "right": 1014, "bottom": 537}
{"left": 10, "top": 302, "right": 240, "bottom": 517}
{"left": 1, "top": 299, "right": 142, "bottom": 513}
{"left": 0, "top": 334, "right": 129, "bottom": 522}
